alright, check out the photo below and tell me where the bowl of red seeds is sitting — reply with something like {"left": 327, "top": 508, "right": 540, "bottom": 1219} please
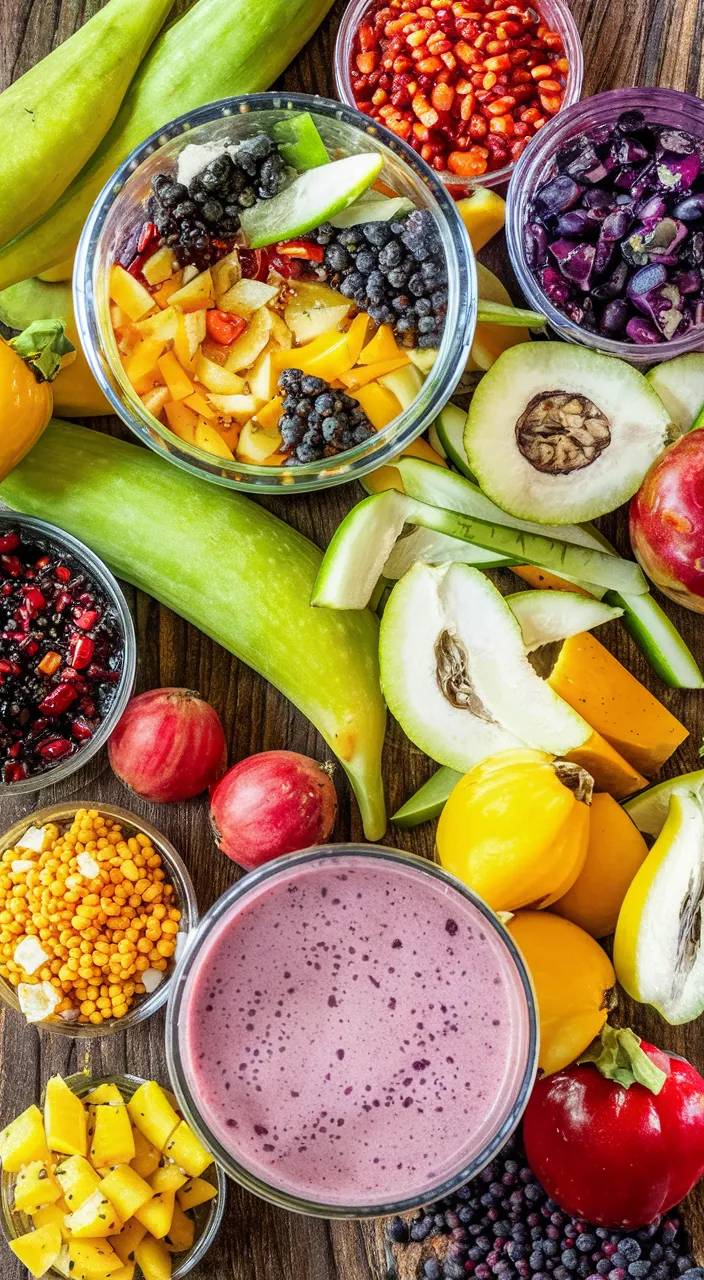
{"left": 0, "top": 512, "right": 136, "bottom": 793}
{"left": 335, "top": 0, "right": 583, "bottom": 189}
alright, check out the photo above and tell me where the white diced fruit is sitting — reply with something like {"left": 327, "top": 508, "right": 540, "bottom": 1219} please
{"left": 76, "top": 853, "right": 100, "bottom": 879}
{"left": 16, "top": 825, "right": 48, "bottom": 852}
{"left": 11, "top": 860, "right": 36, "bottom": 874}
{"left": 18, "top": 982, "right": 60, "bottom": 1023}
{"left": 141, "top": 969, "right": 165, "bottom": 994}
{"left": 14, "top": 937, "right": 50, "bottom": 976}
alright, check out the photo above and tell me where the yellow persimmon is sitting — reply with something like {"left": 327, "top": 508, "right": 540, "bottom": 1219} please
{"left": 436, "top": 749, "right": 592, "bottom": 913}
{"left": 0, "top": 320, "right": 74, "bottom": 481}
{"left": 552, "top": 793, "right": 649, "bottom": 938}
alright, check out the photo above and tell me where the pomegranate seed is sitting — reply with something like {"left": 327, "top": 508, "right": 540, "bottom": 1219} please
{"left": 0, "top": 533, "right": 20, "bottom": 553}
{"left": 35, "top": 555, "right": 52, "bottom": 569}
{"left": 68, "top": 634, "right": 94, "bottom": 670}
{"left": 74, "top": 608, "right": 100, "bottom": 631}
{"left": 54, "top": 564, "right": 72, "bottom": 582}
{"left": 23, "top": 586, "right": 46, "bottom": 613}
{"left": 0, "top": 660, "right": 10, "bottom": 674}
{"left": 86, "top": 664, "right": 120, "bottom": 683}
{"left": 39, "top": 683, "right": 80, "bottom": 715}
{"left": 71, "top": 718, "right": 94, "bottom": 742}
{"left": 1, "top": 555, "right": 23, "bottom": 578}
{"left": 4, "top": 762, "right": 27, "bottom": 782}
{"left": 55, "top": 591, "right": 72, "bottom": 613}
{"left": 36, "top": 738, "right": 73, "bottom": 761}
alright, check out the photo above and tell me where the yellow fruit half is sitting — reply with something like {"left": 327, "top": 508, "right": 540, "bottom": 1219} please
{"left": 553, "top": 793, "right": 649, "bottom": 938}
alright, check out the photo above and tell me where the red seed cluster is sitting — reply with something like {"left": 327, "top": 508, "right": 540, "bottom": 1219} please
{"left": 350, "top": 0, "right": 569, "bottom": 178}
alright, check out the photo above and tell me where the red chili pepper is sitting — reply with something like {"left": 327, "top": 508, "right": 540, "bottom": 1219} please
{"left": 276, "top": 239, "right": 325, "bottom": 262}
{"left": 206, "top": 310, "right": 248, "bottom": 346}
{"left": 138, "top": 221, "right": 159, "bottom": 254}
{"left": 523, "top": 1026, "right": 704, "bottom": 1228}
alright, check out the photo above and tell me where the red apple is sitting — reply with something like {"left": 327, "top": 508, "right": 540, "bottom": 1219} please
{"left": 630, "top": 430, "right": 704, "bottom": 614}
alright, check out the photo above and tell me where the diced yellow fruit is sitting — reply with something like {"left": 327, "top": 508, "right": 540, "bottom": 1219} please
{"left": 169, "top": 268, "right": 214, "bottom": 312}
{"left": 86, "top": 1088, "right": 125, "bottom": 1110}
{"left": 127, "top": 1084, "right": 180, "bottom": 1155}
{"left": 208, "top": 392, "right": 262, "bottom": 422}
{"left": 9, "top": 1223, "right": 62, "bottom": 1277}
{"left": 219, "top": 278, "right": 279, "bottom": 316}
{"left": 363, "top": 435, "right": 448, "bottom": 494}
{"left": 174, "top": 310, "right": 206, "bottom": 368}
{"left": 470, "top": 319, "right": 530, "bottom": 371}
{"left": 184, "top": 391, "right": 215, "bottom": 419}
{"left": 236, "top": 419, "right": 282, "bottom": 465}
{"left": 195, "top": 419, "right": 235, "bottom": 460}
{"left": 358, "top": 323, "right": 400, "bottom": 365}
{"left": 224, "top": 307, "right": 272, "bottom": 372}
{"left": 110, "top": 304, "right": 127, "bottom": 329}
{"left": 273, "top": 332, "right": 333, "bottom": 373}
{"left": 176, "top": 1176, "right": 217, "bottom": 1212}
{"left": 350, "top": 382, "right": 401, "bottom": 432}
{"left": 32, "top": 1201, "right": 71, "bottom": 1242}
{"left": 142, "top": 247, "right": 176, "bottom": 287}
{"left": 164, "top": 401, "right": 198, "bottom": 445}
{"left": 153, "top": 278, "right": 182, "bottom": 308}
{"left": 111, "top": 1265, "right": 135, "bottom": 1280}
{"left": 340, "top": 354, "right": 409, "bottom": 390}
{"left": 408, "top": 347, "right": 437, "bottom": 374}
{"left": 456, "top": 187, "right": 506, "bottom": 252}
{"left": 378, "top": 363, "right": 424, "bottom": 410}
{"left": 100, "top": 1164, "right": 153, "bottom": 1221}
{"left": 15, "top": 1161, "right": 63, "bottom": 1214}
{"left": 256, "top": 395, "right": 284, "bottom": 431}
{"left": 134, "top": 1190, "right": 175, "bottom": 1240}
{"left": 268, "top": 309, "right": 293, "bottom": 350}
{"left": 212, "top": 248, "right": 243, "bottom": 301}
{"left": 134, "top": 307, "right": 179, "bottom": 342}
{"left": 65, "top": 1188, "right": 122, "bottom": 1238}
{"left": 55, "top": 1155, "right": 103, "bottom": 1209}
{"left": 125, "top": 338, "right": 165, "bottom": 387}
{"left": 116, "top": 327, "right": 140, "bottom": 358}
{"left": 0, "top": 1105, "right": 51, "bottom": 1172}
{"left": 130, "top": 1128, "right": 161, "bottom": 1181}
{"left": 284, "top": 290, "right": 351, "bottom": 343}
{"left": 215, "top": 422, "right": 242, "bottom": 452}
{"left": 148, "top": 1164, "right": 187, "bottom": 1193}
{"left": 109, "top": 1219, "right": 147, "bottom": 1265}
{"left": 134, "top": 1236, "right": 172, "bottom": 1280}
{"left": 194, "top": 352, "right": 245, "bottom": 395}
{"left": 345, "top": 312, "right": 371, "bottom": 365}
{"left": 162, "top": 1121, "right": 214, "bottom": 1179}
{"left": 302, "top": 329, "right": 356, "bottom": 382}
{"left": 90, "top": 1103, "right": 135, "bottom": 1169}
{"left": 141, "top": 386, "right": 170, "bottom": 420}
{"left": 109, "top": 265, "right": 155, "bottom": 323}
{"left": 68, "top": 1239, "right": 123, "bottom": 1279}
{"left": 157, "top": 351, "right": 194, "bottom": 401}
{"left": 248, "top": 349, "right": 278, "bottom": 401}
{"left": 164, "top": 1201, "right": 195, "bottom": 1254}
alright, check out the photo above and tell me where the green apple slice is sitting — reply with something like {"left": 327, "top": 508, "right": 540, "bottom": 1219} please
{"left": 506, "top": 590, "right": 622, "bottom": 652}
{"left": 476, "top": 300, "right": 547, "bottom": 327}
{"left": 379, "top": 562, "right": 591, "bottom": 772}
{"left": 383, "top": 526, "right": 511, "bottom": 580}
{"left": 624, "top": 770, "right": 704, "bottom": 838}
{"left": 646, "top": 353, "right": 704, "bottom": 433}
{"left": 240, "top": 153, "right": 383, "bottom": 248}
{"left": 329, "top": 191, "right": 414, "bottom": 228}
{"left": 272, "top": 113, "right": 329, "bottom": 170}
{"left": 392, "top": 765, "right": 461, "bottom": 828}
{"left": 433, "top": 404, "right": 474, "bottom": 479}
{"left": 614, "top": 789, "right": 704, "bottom": 1024}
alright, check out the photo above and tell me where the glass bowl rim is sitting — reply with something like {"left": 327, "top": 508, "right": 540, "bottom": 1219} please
{"left": 74, "top": 90, "right": 476, "bottom": 494}
{"left": 165, "top": 842, "right": 539, "bottom": 1219}
{"left": 0, "top": 801, "right": 199, "bottom": 1037}
{"left": 0, "top": 510, "right": 136, "bottom": 797}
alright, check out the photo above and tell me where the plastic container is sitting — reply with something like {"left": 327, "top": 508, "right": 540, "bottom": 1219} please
{"left": 75, "top": 91, "right": 476, "bottom": 495}
{"left": 0, "top": 511, "right": 135, "bottom": 797}
{"left": 507, "top": 86, "right": 704, "bottom": 364}
{"left": 0, "top": 803, "right": 198, "bottom": 1037}
{"left": 166, "top": 844, "right": 538, "bottom": 1219}
{"left": 0, "top": 1072, "right": 226, "bottom": 1277}
{"left": 333, "top": 0, "right": 584, "bottom": 192}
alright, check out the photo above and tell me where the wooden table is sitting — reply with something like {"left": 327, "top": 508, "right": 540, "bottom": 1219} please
{"left": 2, "top": 0, "right": 704, "bottom": 1275}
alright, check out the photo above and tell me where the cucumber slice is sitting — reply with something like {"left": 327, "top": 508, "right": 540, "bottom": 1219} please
{"left": 624, "top": 771, "right": 704, "bottom": 838}
{"left": 475, "top": 300, "right": 547, "bottom": 327}
{"left": 384, "top": 526, "right": 513, "bottom": 579}
{"left": 392, "top": 766, "right": 461, "bottom": 827}
{"left": 329, "top": 191, "right": 415, "bottom": 228}
{"left": 602, "top": 588, "right": 704, "bottom": 688}
{"left": 646, "top": 353, "right": 704, "bottom": 432}
{"left": 506, "top": 590, "right": 623, "bottom": 651}
{"left": 311, "top": 489, "right": 410, "bottom": 609}
{"left": 240, "top": 153, "right": 383, "bottom": 248}
{"left": 434, "top": 404, "right": 474, "bottom": 479}
{"left": 427, "top": 424, "right": 447, "bottom": 458}
{"left": 273, "top": 113, "right": 329, "bottom": 170}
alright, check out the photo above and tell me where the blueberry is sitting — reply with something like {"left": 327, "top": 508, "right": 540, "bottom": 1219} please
{"left": 322, "top": 417, "right": 340, "bottom": 442}
{"left": 628, "top": 1265, "right": 650, "bottom": 1277}
{"left": 278, "top": 417, "right": 301, "bottom": 447}
{"left": 379, "top": 241, "right": 403, "bottom": 270}
{"left": 366, "top": 269, "right": 387, "bottom": 302}
{"left": 364, "top": 221, "right": 393, "bottom": 246}
{"left": 388, "top": 1217, "right": 408, "bottom": 1244}
{"left": 393, "top": 294, "right": 411, "bottom": 312}
{"left": 619, "top": 1243, "right": 641, "bottom": 1264}
{"left": 237, "top": 186, "right": 257, "bottom": 208}
{"left": 387, "top": 267, "right": 409, "bottom": 289}
{"left": 415, "top": 296, "right": 432, "bottom": 316}
{"left": 356, "top": 249, "right": 377, "bottom": 274}
{"left": 315, "top": 222, "right": 335, "bottom": 245}
{"left": 424, "top": 1262, "right": 442, "bottom": 1280}
{"left": 301, "top": 375, "right": 326, "bottom": 395}
{"left": 155, "top": 178, "right": 189, "bottom": 208}
{"left": 353, "top": 423, "right": 372, "bottom": 443}
{"left": 338, "top": 228, "right": 362, "bottom": 248}
{"left": 315, "top": 393, "right": 335, "bottom": 415}
{"left": 200, "top": 199, "right": 224, "bottom": 223}
{"left": 339, "top": 271, "right": 365, "bottom": 298}
{"left": 408, "top": 271, "right": 427, "bottom": 295}
{"left": 418, "top": 315, "right": 437, "bottom": 334}
{"left": 577, "top": 1238, "right": 597, "bottom": 1254}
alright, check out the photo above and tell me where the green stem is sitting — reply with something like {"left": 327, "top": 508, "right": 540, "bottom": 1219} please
{"left": 9, "top": 319, "right": 74, "bottom": 382}
{"left": 578, "top": 1025, "right": 666, "bottom": 1094}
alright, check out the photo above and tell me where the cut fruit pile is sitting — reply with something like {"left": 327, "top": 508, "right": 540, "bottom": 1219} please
{"left": 2, "top": 1075, "right": 217, "bottom": 1279}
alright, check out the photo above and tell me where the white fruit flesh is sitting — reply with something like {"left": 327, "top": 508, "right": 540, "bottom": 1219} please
{"left": 240, "top": 153, "right": 383, "bottom": 248}
{"left": 329, "top": 192, "right": 414, "bottom": 227}
{"left": 646, "top": 353, "right": 704, "bottom": 432}
{"left": 312, "top": 490, "right": 410, "bottom": 609}
{"left": 505, "top": 590, "right": 622, "bottom": 651}
{"left": 624, "top": 770, "right": 704, "bottom": 837}
{"left": 383, "top": 526, "right": 511, "bottom": 579}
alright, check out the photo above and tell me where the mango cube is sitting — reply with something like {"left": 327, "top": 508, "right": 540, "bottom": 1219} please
{"left": 157, "top": 351, "right": 194, "bottom": 401}
{"left": 164, "top": 401, "right": 198, "bottom": 445}
{"left": 65, "top": 1188, "right": 122, "bottom": 1238}
{"left": 350, "top": 382, "right": 400, "bottom": 431}
{"left": 169, "top": 267, "right": 214, "bottom": 312}
{"left": 0, "top": 1104, "right": 51, "bottom": 1172}
{"left": 134, "top": 306, "right": 179, "bottom": 343}
{"left": 184, "top": 391, "right": 215, "bottom": 419}
{"left": 45, "top": 1075, "right": 88, "bottom": 1157}
{"left": 194, "top": 419, "right": 235, "bottom": 460}
{"left": 109, "top": 265, "right": 155, "bottom": 323}
{"left": 256, "top": 395, "right": 284, "bottom": 431}
{"left": 32, "top": 1201, "right": 71, "bottom": 1241}
{"left": 134, "top": 1236, "right": 172, "bottom": 1280}
{"left": 345, "top": 311, "right": 371, "bottom": 365}
{"left": 176, "top": 1176, "right": 217, "bottom": 1212}
{"left": 14, "top": 1160, "right": 63, "bottom": 1214}
{"left": 164, "top": 1201, "right": 195, "bottom": 1254}
{"left": 134, "top": 1190, "right": 175, "bottom": 1239}
{"left": 148, "top": 1163, "right": 187, "bottom": 1193}
{"left": 109, "top": 1218, "right": 147, "bottom": 1265}
{"left": 358, "top": 323, "right": 401, "bottom": 366}
{"left": 55, "top": 1155, "right": 103, "bottom": 1209}
{"left": 162, "top": 1121, "right": 214, "bottom": 1179}
{"left": 125, "top": 339, "right": 165, "bottom": 386}
{"left": 142, "top": 247, "right": 176, "bottom": 287}
{"left": 127, "top": 1083, "right": 180, "bottom": 1153}
{"left": 9, "top": 1222, "right": 62, "bottom": 1277}
{"left": 456, "top": 187, "right": 506, "bottom": 253}
{"left": 68, "top": 1239, "right": 123, "bottom": 1279}
{"left": 85, "top": 1085, "right": 124, "bottom": 1107}
{"left": 100, "top": 1164, "right": 153, "bottom": 1220}
{"left": 339, "top": 354, "right": 409, "bottom": 390}
{"left": 90, "top": 1102, "right": 135, "bottom": 1168}
{"left": 130, "top": 1127, "right": 161, "bottom": 1181}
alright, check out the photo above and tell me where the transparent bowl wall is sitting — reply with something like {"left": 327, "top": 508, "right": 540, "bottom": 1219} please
{"left": 0, "top": 803, "right": 198, "bottom": 1037}
{"left": 165, "top": 844, "right": 539, "bottom": 1220}
{"left": 333, "top": 0, "right": 584, "bottom": 193}
{"left": 75, "top": 92, "right": 476, "bottom": 495}
{"left": 506, "top": 86, "right": 704, "bottom": 364}
{"left": 0, "top": 1073, "right": 226, "bottom": 1277}
{"left": 0, "top": 512, "right": 136, "bottom": 798}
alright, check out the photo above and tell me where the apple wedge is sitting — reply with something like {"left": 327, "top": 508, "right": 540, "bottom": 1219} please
{"left": 379, "top": 563, "right": 591, "bottom": 772}
{"left": 240, "top": 153, "right": 383, "bottom": 248}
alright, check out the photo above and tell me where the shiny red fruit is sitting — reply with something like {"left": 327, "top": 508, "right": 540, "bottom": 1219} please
{"left": 630, "top": 429, "right": 704, "bottom": 613}
{"left": 109, "top": 687, "right": 227, "bottom": 803}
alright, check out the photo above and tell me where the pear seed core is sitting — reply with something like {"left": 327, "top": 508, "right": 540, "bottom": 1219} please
{"left": 516, "top": 390, "right": 612, "bottom": 474}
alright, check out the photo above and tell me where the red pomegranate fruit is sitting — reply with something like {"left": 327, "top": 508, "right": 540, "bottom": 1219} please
{"left": 108, "top": 687, "right": 227, "bottom": 802}
{"left": 630, "top": 429, "right": 704, "bottom": 613}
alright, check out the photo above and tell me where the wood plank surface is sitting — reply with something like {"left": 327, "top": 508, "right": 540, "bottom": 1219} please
{"left": 1, "top": 0, "right": 704, "bottom": 1276}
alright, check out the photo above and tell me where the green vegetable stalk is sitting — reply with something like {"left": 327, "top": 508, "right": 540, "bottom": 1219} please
{"left": 0, "top": 0, "right": 335, "bottom": 289}
{"left": 0, "top": 421, "right": 387, "bottom": 838}
{"left": 0, "top": 0, "right": 173, "bottom": 250}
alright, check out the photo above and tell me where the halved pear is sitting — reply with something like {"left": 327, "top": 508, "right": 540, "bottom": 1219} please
{"left": 614, "top": 789, "right": 704, "bottom": 1024}
{"left": 379, "top": 563, "right": 591, "bottom": 772}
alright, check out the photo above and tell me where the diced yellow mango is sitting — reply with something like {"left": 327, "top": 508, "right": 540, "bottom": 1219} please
{"left": 224, "top": 307, "right": 272, "bottom": 372}
{"left": 236, "top": 420, "right": 282, "bottom": 464}
{"left": 177, "top": 1176, "right": 217, "bottom": 1212}
{"left": 153, "top": 278, "right": 181, "bottom": 308}
{"left": 15, "top": 1161, "right": 63, "bottom": 1214}
{"left": 32, "top": 1201, "right": 71, "bottom": 1242}
{"left": 130, "top": 1128, "right": 160, "bottom": 1181}
{"left": 456, "top": 187, "right": 506, "bottom": 253}
{"left": 350, "top": 382, "right": 401, "bottom": 431}
{"left": 164, "top": 400, "right": 198, "bottom": 445}
{"left": 162, "top": 1122, "right": 214, "bottom": 1179}
{"left": 142, "top": 247, "right": 176, "bottom": 287}
{"left": 174, "top": 310, "right": 206, "bottom": 368}
{"left": 134, "top": 306, "right": 179, "bottom": 342}
{"left": 358, "top": 323, "right": 400, "bottom": 366}
{"left": 256, "top": 395, "right": 284, "bottom": 430}
{"left": 127, "top": 1084, "right": 180, "bottom": 1154}
{"left": 195, "top": 419, "right": 235, "bottom": 459}
{"left": 55, "top": 1155, "right": 103, "bottom": 1209}
{"left": 90, "top": 1103, "right": 135, "bottom": 1169}
{"left": 148, "top": 1163, "right": 188, "bottom": 1193}
{"left": 100, "top": 1164, "right": 153, "bottom": 1220}
{"left": 208, "top": 392, "right": 262, "bottom": 423}
{"left": 169, "top": 268, "right": 214, "bottom": 312}
{"left": 109, "top": 265, "right": 155, "bottom": 323}
{"left": 164, "top": 1201, "right": 195, "bottom": 1254}
{"left": 85, "top": 1086, "right": 124, "bottom": 1107}
{"left": 134, "top": 1236, "right": 172, "bottom": 1280}
{"left": 9, "top": 1223, "right": 62, "bottom": 1277}
{"left": 109, "top": 1219, "right": 147, "bottom": 1266}
{"left": 134, "top": 1190, "right": 175, "bottom": 1240}
{"left": 297, "top": 330, "right": 354, "bottom": 382}
{"left": 339, "top": 354, "right": 409, "bottom": 390}
{"left": 112, "top": 1264, "right": 135, "bottom": 1280}
{"left": 68, "top": 1239, "right": 123, "bottom": 1279}
{"left": 184, "top": 391, "right": 215, "bottom": 419}
{"left": 125, "top": 338, "right": 165, "bottom": 387}
{"left": 0, "top": 1105, "right": 51, "bottom": 1172}
{"left": 273, "top": 332, "right": 333, "bottom": 373}
{"left": 157, "top": 351, "right": 194, "bottom": 401}
{"left": 141, "top": 386, "right": 170, "bottom": 420}
{"left": 65, "top": 1188, "right": 122, "bottom": 1238}
{"left": 248, "top": 349, "right": 277, "bottom": 401}
{"left": 194, "top": 352, "right": 245, "bottom": 395}
{"left": 345, "top": 312, "right": 371, "bottom": 366}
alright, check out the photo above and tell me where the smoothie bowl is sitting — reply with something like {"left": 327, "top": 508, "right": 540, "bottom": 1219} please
{"left": 166, "top": 845, "right": 538, "bottom": 1218}
{"left": 75, "top": 93, "right": 475, "bottom": 494}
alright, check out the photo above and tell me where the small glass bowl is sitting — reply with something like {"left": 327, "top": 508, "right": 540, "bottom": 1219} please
{"left": 0, "top": 1072, "right": 226, "bottom": 1278}
{"left": 74, "top": 91, "right": 476, "bottom": 495}
{"left": 0, "top": 803, "right": 198, "bottom": 1037}
{"left": 0, "top": 512, "right": 136, "bottom": 798}
{"left": 506, "top": 86, "right": 704, "bottom": 364}
{"left": 166, "top": 844, "right": 538, "bottom": 1220}
{"left": 333, "top": 0, "right": 584, "bottom": 193}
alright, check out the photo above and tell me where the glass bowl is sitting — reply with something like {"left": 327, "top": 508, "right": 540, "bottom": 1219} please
{"left": 0, "top": 802, "right": 198, "bottom": 1037}
{"left": 74, "top": 91, "right": 476, "bottom": 495}
{"left": 333, "top": 0, "right": 584, "bottom": 193}
{"left": 0, "top": 1072, "right": 226, "bottom": 1278}
{"left": 0, "top": 511, "right": 136, "bottom": 798}
{"left": 506, "top": 86, "right": 704, "bottom": 364}
{"left": 165, "top": 844, "right": 538, "bottom": 1219}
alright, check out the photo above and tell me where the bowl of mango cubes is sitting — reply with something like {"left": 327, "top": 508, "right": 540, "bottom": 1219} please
{"left": 0, "top": 1073, "right": 225, "bottom": 1279}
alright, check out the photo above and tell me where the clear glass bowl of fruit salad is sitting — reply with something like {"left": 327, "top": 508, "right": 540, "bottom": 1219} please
{"left": 75, "top": 92, "right": 476, "bottom": 493}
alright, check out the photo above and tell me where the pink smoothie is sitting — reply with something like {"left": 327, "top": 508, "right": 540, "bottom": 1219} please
{"left": 178, "top": 852, "right": 534, "bottom": 1208}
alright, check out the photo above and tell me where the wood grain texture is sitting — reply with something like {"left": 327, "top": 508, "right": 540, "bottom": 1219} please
{"left": 1, "top": 0, "right": 704, "bottom": 1275}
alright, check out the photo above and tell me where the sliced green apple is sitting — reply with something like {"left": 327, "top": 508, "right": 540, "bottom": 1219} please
{"left": 433, "top": 403, "right": 473, "bottom": 479}
{"left": 624, "top": 770, "right": 704, "bottom": 838}
{"left": 240, "top": 153, "right": 383, "bottom": 248}
{"left": 506, "top": 590, "right": 622, "bottom": 651}
{"left": 646, "top": 353, "right": 704, "bottom": 433}
{"left": 379, "top": 562, "right": 591, "bottom": 772}
{"left": 329, "top": 191, "right": 415, "bottom": 228}
{"left": 392, "top": 765, "right": 461, "bottom": 828}
{"left": 272, "top": 113, "right": 329, "bottom": 170}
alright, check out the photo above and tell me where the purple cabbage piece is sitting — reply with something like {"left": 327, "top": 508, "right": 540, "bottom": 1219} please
{"left": 612, "top": 137, "right": 651, "bottom": 166}
{"left": 674, "top": 268, "right": 702, "bottom": 294}
{"left": 657, "top": 153, "right": 701, "bottom": 191}
{"left": 627, "top": 263, "right": 668, "bottom": 297}
{"left": 617, "top": 110, "right": 646, "bottom": 135}
{"left": 540, "top": 266, "right": 571, "bottom": 306}
{"left": 534, "top": 174, "right": 584, "bottom": 217}
{"left": 555, "top": 210, "right": 595, "bottom": 237}
{"left": 582, "top": 158, "right": 616, "bottom": 185}
{"left": 594, "top": 238, "right": 616, "bottom": 276}
{"left": 524, "top": 222, "right": 549, "bottom": 269}
{"left": 626, "top": 316, "right": 662, "bottom": 343}
{"left": 600, "top": 299, "right": 630, "bottom": 336}
{"left": 582, "top": 188, "right": 612, "bottom": 210}
{"left": 658, "top": 128, "right": 696, "bottom": 156}
{"left": 628, "top": 268, "right": 683, "bottom": 338}
{"left": 556, "top": 138, "right": 602, "bottom": 179}
{"left": 614, "top": 167, "right": 640, "bottom": 190}
{"left": 549, "top": 239, "right": 596, "bottom": 290}
{"left": 590, "top": 124, "right": 616, "bottom": 147}
{"left": 563, "top": 298, "right": 597, "bottom": 330}
{"left": 673, "top": 192, "right": 704, "bottom": 221}
{"left": 601, "top": 209, "right": 633, "bottom": 240}
{"left": 636, "top": 195, "right": 667, "bottom": 220}
{"left": 592, "top": 261, "right": 629, "bottom": 299}
{"left": 684, "top": 298, "right": 704, "bottom": 329}
{"left": 630, "top": 160, "right": 658, "bottom": 199}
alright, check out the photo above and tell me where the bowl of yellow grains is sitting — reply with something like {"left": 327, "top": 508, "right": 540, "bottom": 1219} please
{"left": 0, "top": 804, "right": 197, "bottom": 1035}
